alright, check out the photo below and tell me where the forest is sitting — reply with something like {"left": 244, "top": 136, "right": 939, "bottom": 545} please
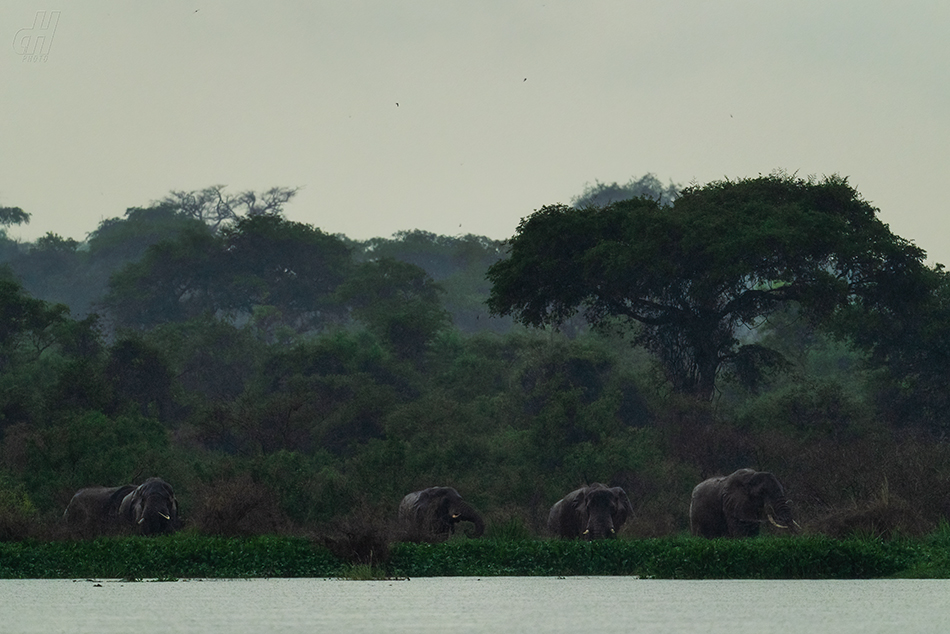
{"left": 2, "top": 172, "right": 950, "bottom": 548}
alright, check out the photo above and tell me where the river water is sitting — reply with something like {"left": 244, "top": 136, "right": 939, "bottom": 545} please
{"left": 1, "top": 577, "right": 947, "bottom": 633}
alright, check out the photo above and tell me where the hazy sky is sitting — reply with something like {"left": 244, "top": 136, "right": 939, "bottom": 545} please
{"left": 3, "top": 2, "right": 949, "bottom": 262}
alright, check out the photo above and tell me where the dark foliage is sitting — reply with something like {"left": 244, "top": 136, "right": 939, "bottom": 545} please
{"left": 571, "top": 173, "right": 681, "bottom": 208}
{"left": 488, "top": 173, "right": 929, "bottom": 399}
{"left": 3, "top": 177, "right": 950, "bottom": 552}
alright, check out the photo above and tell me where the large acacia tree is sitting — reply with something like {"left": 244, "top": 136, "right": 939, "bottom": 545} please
{"left": 103, "top": 213, "right": 351, "bottom": 332}
{"left": 487, "top": 173, "right": 930, "bottom": 399}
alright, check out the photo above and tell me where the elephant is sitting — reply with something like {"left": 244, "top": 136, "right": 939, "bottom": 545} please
{"left": 689, "top": 468, "right": 799, "bottom": 538}
{"left": 547, "top": 483, "right": 634, "bottom": 540}
{"left": 119, "top": 477, "right": 179, "bottom": 535}
{"left": 64, "top": 484, "right": 137, "bottom": 537}
{"left": 398, "top": 487, "right": 485, "bottom": 541}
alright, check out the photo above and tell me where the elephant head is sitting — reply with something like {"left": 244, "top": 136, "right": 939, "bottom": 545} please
{"left": 547, "top": 483, "right": 634, "bottom": 540}
{"left": 690, "top": 468, "right": 798, "bottom": 538}
{"left": 398, "top": 486, "right": 485, "bottom": 541}
{"left": 119, "top": 477, "right": 179, "bottom": 535}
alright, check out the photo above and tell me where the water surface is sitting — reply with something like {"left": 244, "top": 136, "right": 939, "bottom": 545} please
{"left": 1, "top": 577, "right": 946, "bottom": 633}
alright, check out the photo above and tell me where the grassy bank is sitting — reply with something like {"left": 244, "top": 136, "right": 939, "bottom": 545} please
{"left": 3, "top": 531, "right": 950, "bottom": 580}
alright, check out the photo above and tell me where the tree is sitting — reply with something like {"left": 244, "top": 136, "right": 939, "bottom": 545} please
{"left": 351, "top": 230, "right": 510, "bottom": 333}
{"left": 8, "top": 233, "right": 85, "bottom": 312}
{"left": 101, "top": 227, "right": 220, "bottom": 328}
{"left": 86, "top": 203, "right": 210, "bottom": 267}
{"left": 0, "top": 275, "right": 72, "bottom": 373}
{"left": 105, "top": 338, "right": 176, "bottom": 420}
{"left": 487, "top": 173, "right": 929, "bottom": 399}
{"left": 838, "top": 263, "right": 950, "bottom": 431}
{"left": 219, "top": 214, "right": 350, "bottom": 332}
{"left": 0, "top": 206, "right": 30, "bottom": 228}
{"left": 337, "top": 258, "right": 450, "bottom": 361}
{"left": 571, "top": 173, "right": 681, "bottom": 208}
{"left": 162, "top": 185, "right": 299, "bottom": 232}
{"left": 102, "top": 214, "right": 351, "bottom": 334}
{"left": 0, "top": 206, "right": 30, "bottom": 264}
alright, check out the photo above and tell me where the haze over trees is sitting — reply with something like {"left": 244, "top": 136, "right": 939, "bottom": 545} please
{"left": 1, "top": 175, "right": 950, "bottom": 541}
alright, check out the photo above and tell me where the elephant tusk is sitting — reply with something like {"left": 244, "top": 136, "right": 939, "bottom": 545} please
{"left": 767, "top": 513, "right": 788, "bottom": 530}
{"left": 452, "top": 513, "right": 460, "bottom": 519}
{"left": 138, "top": 517, "right": 145, "bottom": 524}
{"left": 159, "top": 512, "right": 170, "bottom": 520}
{"left": 582, "top": 529, "right": 589, "bottom": 535}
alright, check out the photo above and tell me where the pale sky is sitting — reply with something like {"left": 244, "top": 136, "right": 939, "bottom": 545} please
{"left": 3, "top": 2, "right": 949, "bottom": 263}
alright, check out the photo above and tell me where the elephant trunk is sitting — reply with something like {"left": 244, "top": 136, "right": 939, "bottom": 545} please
{"left": 139, "top": 497, "right": 176, "bottom": 535}
{"left": 767, "top": 497, "right": 797, "bottom": 532}
{"left": 583, "top": 516, "right": 616, "bottom": 540}
{"left": 470, "top": 513, "right": 485, "bottom": 538}
{"left": 462, "top": 511, "right": 485, "bottom": 538}
{"left": 453, "top": 502, "right": 485, "bottom": 537}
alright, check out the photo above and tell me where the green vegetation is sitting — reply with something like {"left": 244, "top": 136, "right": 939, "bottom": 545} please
{"left": 2, "top": 175, "right": 950, "bottom": 577}
{"left": 488, "top": 173, "right": 930, "bottom": 399}
{"left": 2, "top": 533, "right": 949, "bottom": 579}
{"left": 0, "top": 534, "right": 340, "bottom": 579}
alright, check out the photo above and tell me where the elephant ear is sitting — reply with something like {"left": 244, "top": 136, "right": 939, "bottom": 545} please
{"left": 723, "top": 473, "right": 756, "bottom": 520}
{"left": 416, "top": 488, "right": 436, "bottom": 506}
{"left": 610, "top": 487, "right": 633, "bottom": 523}
{"left": 748, "top": 472, "right": 778, "bottom": 499}
{"left": 570, "top": 487, "right": 587, "bottom": 510}
{"left": 118, "top": 491, "right": 135, "bottom": 522}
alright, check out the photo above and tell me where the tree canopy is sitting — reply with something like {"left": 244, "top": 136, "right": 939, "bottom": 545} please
{"left": 102, "top": 214, "right": 351, "bottom": 332}
{"left": 8, "top": 178, "right": 950, "bottom": 541}
{"left": 487, "top": 173, "right": 930, "bottom": 399}
{"left": 161, "top": 185, "right": 298, "bottom": 232}
{"left": 571, "top": 173, "right": 681, "bottom": 208}
{"left": 336, "top": 258, "right": 450, "bottom": 361}
{"left": 0, "top": 206, "right": 30, "bottom": 228}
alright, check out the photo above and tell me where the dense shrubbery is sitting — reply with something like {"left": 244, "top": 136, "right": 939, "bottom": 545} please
{"left": 3, "top": 277, "right": 950, "bottom": 545}
{"left": 3, "top": 182, "right": 950, "bottom": 556}
{"left": 3, "top": 531, "right": 949, "bottom": 579}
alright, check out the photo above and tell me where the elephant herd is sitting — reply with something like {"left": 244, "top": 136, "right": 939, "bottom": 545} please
{"left": 400, "top": 468, "right": 800, "bottom": 541}
{"left": 64, "top": 468, "right": 798, "bottom": 541}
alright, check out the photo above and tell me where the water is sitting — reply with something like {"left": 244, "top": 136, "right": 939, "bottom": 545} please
{"left": 1, "top": 577, "right": 947, "bottom": 633}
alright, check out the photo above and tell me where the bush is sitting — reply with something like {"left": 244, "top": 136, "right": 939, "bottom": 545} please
{"left": 0, "top": 474, "right": 38, "bottom": 541}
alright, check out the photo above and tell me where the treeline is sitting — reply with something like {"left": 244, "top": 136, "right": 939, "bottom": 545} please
{"left": 1, "top": 180, "right": 950, "bottom": 543}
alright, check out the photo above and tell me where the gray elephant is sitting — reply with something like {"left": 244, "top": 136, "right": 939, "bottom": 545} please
{"left": 64, "top": 484, "right": 136, "bottom": 537}
{"left": 119, "top": 477, "right": 179, "bottom": 535}
{"left": 547, "top": 483, "right": 633, "bottom": 540}
{"left": 689, "top": 468, "right": 798, "bottom": 538}
{"left": 398, "top": 487, "right": 485, "bottom": 541}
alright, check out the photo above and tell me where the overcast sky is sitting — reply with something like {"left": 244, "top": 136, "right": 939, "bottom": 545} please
{"left": 3, "top": 1, "right": 949, "bottom": 263}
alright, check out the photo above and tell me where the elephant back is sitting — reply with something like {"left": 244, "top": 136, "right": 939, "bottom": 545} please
{"left": 398, "top": 490, "right": 424, "bottom": 524}
{"left": 64, "top": 484, "right": 136, "bottom": 538}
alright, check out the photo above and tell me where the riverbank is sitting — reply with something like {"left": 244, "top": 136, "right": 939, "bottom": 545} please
{"left": 2, "top": 532, "right": 949, "bottom": 579}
